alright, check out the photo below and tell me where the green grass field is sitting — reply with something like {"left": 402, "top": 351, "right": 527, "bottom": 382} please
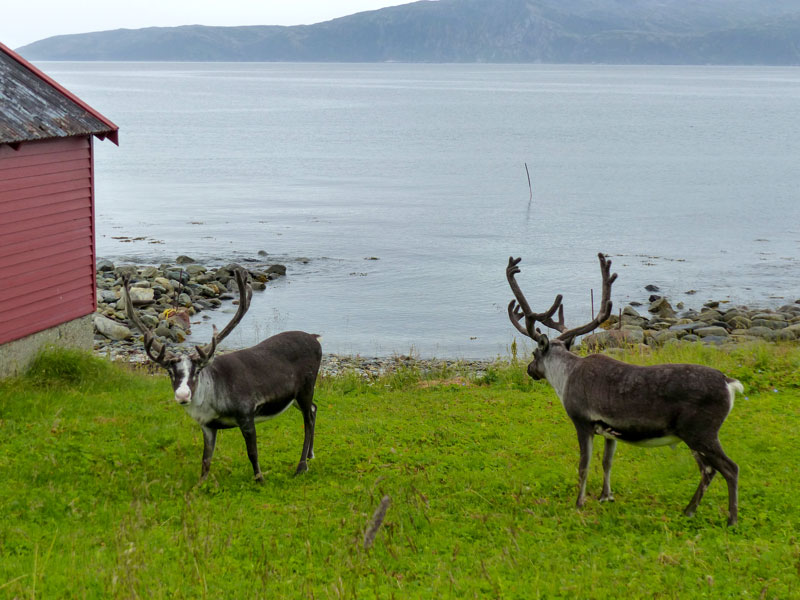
{"left": 1, "top": 344, "right": 799, "bottom": 599}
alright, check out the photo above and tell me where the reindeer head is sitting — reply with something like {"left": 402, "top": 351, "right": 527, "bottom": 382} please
{"left": 122, "top": 267, "right": 253, "bottom": 405}
{"left": 506, "top": 253, "right": 617, "bottom": 379}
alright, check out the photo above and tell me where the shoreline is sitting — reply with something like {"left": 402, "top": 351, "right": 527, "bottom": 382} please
{"left": 92, "top": 259, "right": 800, "bottom": 374}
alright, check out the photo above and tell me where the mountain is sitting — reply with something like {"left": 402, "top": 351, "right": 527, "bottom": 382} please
{"left": 15, "top": 0, "right": 800, "bottom": 64}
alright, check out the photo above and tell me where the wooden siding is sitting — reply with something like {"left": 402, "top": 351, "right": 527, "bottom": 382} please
{"left": 0, "top": 137, "right": 96, "bottom": 345}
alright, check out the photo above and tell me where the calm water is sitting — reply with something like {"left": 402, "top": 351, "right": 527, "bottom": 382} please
{"left": 40, "top": 62, "right": 800, "bottom": 357}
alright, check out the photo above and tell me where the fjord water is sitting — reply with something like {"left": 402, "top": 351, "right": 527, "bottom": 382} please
{"left": 42, "top": 62, "right": 800, "bottom": 357}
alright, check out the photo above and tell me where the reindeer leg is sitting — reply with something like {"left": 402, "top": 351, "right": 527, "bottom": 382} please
{"left": 294, "top": 386, "right": 316, "bottom": 476}
{"left": 599, "top": 438, "right": 617, "bottom": 502}
{"left": 199, "top": 425, "right": 218, "bottom": 482}
{"left": 237, "top": 416, "right": 263, "bottom": 482}
{"left": 698, "top": 441, "right": 739, "bottom": 526}
{"left": 575, "top": 424, "right": 594, "bottom": 508}
{"left": 684, "top": 450, "right": 716, "bottom": 518}
{"left": 308, "top": 402, "right": 317, "bottom": 459}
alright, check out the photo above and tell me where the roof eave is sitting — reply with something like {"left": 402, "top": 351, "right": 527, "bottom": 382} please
{"left": 0, "top": 42, "right": 120, "bottom": 145}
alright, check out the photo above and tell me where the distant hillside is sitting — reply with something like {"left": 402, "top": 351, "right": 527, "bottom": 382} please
{"left": 15, "top": 0, "right": 800, "bottom": 64}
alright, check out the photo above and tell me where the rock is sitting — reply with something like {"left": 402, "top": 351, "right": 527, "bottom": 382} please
{"left": 98, "top": 289, "right": 118, "bottom": 303}
{"left": 622, "top": 306, "right": 641, "bottom": 317}
{"left": 645, "top": 284, "right": 660, "bottom": 292}
{"left": 97, "top": 259, "right": 115, "bottom": 272}
{"left": 164, "top": 269, "right": 191, "bottom": 284}
{"left": 704, "top": 301, "right": 720, "bottom": 309}
{"left": 140, "top": 266, "right": 159, "bottom": 278}
{"left": 127, "top": 287, "right": 155, "bottom": 306}
{"left": 251, "top": 281, "right": 267, "bottom": 291}
{"left": 153, "top": 277, "right": 174, "bottom": 293}
{"left": 750, "top": 318, "right": 787, "bottom": 330}
{"left": 669, "top": 321, "right": 706, "bottom": 333}
{"left": 94, "top": 315, "right": 132, "bottom": 341}
{"left": 185, "top": 264, "right": 207, "bottom": 276}
{"left": 652, "top": 330, "right": 680, "bottom": 345}
{"left": 177, "top": 293, "right": 192, "bottom": 307}
{"left": 697, "top": 310, "right": 723, "bottom": 323}
{"left": 742, "top": 326, "right": 774, "bottom": 339}
{"left": 582, "top": 328, "right": 644, "bottom": 350}
{"left": 751, "top": 312, "right": 785, "bottom": 321}
{"left": 266, "top": 264, "right": 287, "bottom": 276}
{"left": 648, "top": 297, "right": 676, "bottom": 319}
{"left": 258, "top": 250, "right": 268, "bottom": 257}
{"left": 154, "top": 322, "right": 175, "bottom": 341}
{"left": 114, "top": 265, "right": 138, "bottom": 279}
{"left": 176, "top": 255, "right": 195, "bottom": 264}
{"left": 140, "top": 313, "right": 159, "bottom": 329}
{"left": 725, "top": 316, "right": 752, "bottom": 330}
{"left": 694, "top": 326, "right": 729, "bottom": 338}
{"left": 767, "top": 329, "right": 796, "bottom": 342}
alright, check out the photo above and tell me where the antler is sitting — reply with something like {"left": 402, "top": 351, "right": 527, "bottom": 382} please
{"left": 122, "top": 274, "right": 175, "bottom": 367}
{"left": 506, "top": 256, "right": 566, "bottom": 342}
{"left": 194, "top": 267, "right": 252, "bottom": 364}
{"left": 554, "top": 253, "right": 617, "bottom": 346}
{"left": 506, "top": 253, "right": 618, "bottom": 348}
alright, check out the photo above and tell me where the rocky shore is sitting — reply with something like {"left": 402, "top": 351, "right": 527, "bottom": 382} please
{"left": 93, "top": 254, "right": 285, "bottom": 346}
{"left": 92, "top": 259, "right": 800, "bottom": 378}
{"left": 582, "top": 295, "right": 800, "bottom": 349}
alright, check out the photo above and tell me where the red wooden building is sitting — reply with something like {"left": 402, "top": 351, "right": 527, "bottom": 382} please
{"left": 0, "top": 42, "right": 118, "bottom": 376}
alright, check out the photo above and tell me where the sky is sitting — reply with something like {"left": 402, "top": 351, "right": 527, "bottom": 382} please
{"left": 1, "top": 1, "right": 413, "bottom": 50}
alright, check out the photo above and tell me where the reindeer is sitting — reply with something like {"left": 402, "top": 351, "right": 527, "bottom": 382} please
{"left": 122, "top": 268, "right": 322, "bottom": 483}
{"left": 506, "top": 253, "right": 742, "bottom": 525}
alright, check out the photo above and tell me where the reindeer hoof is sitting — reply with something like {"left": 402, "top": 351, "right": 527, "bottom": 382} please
{"left": 599, "top": 495, "right": 615, "bottom": 503}
{"left": 254, "top": 472, "right": 264, "bottom": 483}
{"left": 727, "top": 516, "right": 738, "bottom": 527}
{"left": 294, "top": 462, "right": 308, "bottom": 476}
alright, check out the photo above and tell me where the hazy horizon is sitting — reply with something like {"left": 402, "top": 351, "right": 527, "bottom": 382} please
{"left": 2, "top": 0, "right": 415, "bottom": 49}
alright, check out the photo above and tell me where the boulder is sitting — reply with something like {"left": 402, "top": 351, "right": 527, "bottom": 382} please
{"left": 582, "top": 328, "right": 644, "bottom": 350}
{"left": 154, "top": 277, "right": 174, "bottom": 293}
{"left": 176, "top": 255, "right": 195, "bottom": 264}
{"left": 97, "top": 259, "right": 115, "bottom": 272}
{"left": 648, "top": 297, "right": 676, "bottom": 319}
{"left": 94, "top": 315, "right": 131, "bottom": 341}
{"left": 652, "top": 330, "right": 680, "bottom": 345}
{"left": 694, "top": 326, "right": 729, "bottom": 338}
{"left": 185, "top": 264, "right": 207, "bottom": 276}
{"left": 140, "top": 266, "right": 159, "bottom": 278}
{"left": 114, "top": 265, "right": 139, "bottom": 279}
{"left": 750, "top": 318, "right": 787, "bottom": 330}
{"left": 127, "top": 287, "right": 154, "bottom": 306}
{"left": 767, "top": 329, "right": 796, "bottom": 342}
{"left": 266, "top": 264, "right": 287, "bottom": 276}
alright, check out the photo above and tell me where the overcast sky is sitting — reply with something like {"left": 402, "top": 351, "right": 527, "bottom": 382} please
{"left": 2, "top": 1, "right": 413, "bottom": 50}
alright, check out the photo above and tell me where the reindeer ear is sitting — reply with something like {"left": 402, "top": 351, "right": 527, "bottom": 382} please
{"left": 538, "top": 335, "right": 550, "bottom": 353}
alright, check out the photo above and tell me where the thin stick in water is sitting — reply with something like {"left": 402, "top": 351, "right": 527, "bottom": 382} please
{"left": 524, "top": 162, "right": 533, "bottom": 202}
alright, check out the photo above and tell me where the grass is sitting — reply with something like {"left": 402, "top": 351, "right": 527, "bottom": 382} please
{"left": 1, "top": 344, "right": 799, "bottom": 599}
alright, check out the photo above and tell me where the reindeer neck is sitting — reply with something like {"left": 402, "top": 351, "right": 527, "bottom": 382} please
{"left": 542, "top": 345, "right": 581, "bottom": 402}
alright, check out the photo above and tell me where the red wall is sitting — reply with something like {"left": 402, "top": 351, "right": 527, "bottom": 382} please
{"left": 0, "top": 136, "right": 97, "bottom": 345}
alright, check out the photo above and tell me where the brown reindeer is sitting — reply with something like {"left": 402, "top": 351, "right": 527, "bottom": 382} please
{"left": 506, "top": 253, "right": 742, "bottom": 525}
{"left": 123, "top": 268, "right": 321, "bottom": 482}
